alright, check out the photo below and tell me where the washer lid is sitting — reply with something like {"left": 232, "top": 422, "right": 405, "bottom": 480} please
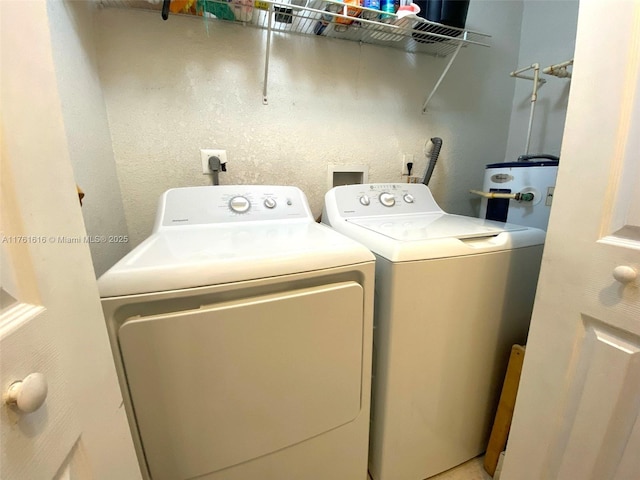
{"left": 323, "top": 183, "right": 546, "bottom": 262}
{"left": 347, "top": 213, "right": 525, "bottom": 241}
{"left": 336, "top": 213, "right": 545, "bottom": 262}
{"left": 97, "top": 221, "right": 373, "bottom": 298}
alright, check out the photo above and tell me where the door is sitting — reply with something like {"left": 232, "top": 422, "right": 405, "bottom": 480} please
{"left": 0, "top": 1, "right": 140, "bottom": 478}
{"left": 501, "top": 2, "right": 640, "bottom": 479}
{"left": 118, "top": 282, "right": 364, "bottom": 480}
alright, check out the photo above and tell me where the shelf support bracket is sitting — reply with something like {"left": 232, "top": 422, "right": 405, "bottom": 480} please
{"left": 421, "top": 34, "right": 465, "bottom": 114}
{"left": 262, "top": 8, "right": 273, "bottom": 105}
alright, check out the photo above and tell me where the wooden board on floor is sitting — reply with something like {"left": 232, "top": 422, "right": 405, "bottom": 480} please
{"left": 484, "top": 344, "right": 526, "bottom": 477}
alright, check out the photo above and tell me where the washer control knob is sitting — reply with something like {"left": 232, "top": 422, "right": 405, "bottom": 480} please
{"left": 403, "top": 194, "right": 415, "bottom": 204}
{"left": 379, "top": 192, "right": 396, "bottom": 207}
{"left": 264, "top": 197, "right": 277, "bottom": 209}
{"left": 359, "top": 195, "right": 370, "bottom": 206}
{"left": 229, "top": 196, "right": 250, "bottom": 213}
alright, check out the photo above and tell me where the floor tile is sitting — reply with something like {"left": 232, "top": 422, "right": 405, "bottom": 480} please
{"left": 429, "top": 456, "right": 492, "bottom": 480}
{"left": 368, "top": 456, "right": 492, "bottom": 480}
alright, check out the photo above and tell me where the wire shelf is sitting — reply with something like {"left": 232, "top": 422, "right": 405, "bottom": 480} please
{"left": 100, "top": 0, "right": 491, "bottom": 108}
{"left": 101, "top": 0, "right": 491, "bottom": 57}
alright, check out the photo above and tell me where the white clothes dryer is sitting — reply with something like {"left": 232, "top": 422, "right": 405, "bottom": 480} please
{"left": 99, "top": 185, "right": 375, "bottom": 480}
{"left": 322, "top": 183, "right": 545, "bottom": 480}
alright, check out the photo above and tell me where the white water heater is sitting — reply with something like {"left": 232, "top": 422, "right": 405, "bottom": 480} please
{"left": 478, "top": 159, "right": 559, "bottom": 230}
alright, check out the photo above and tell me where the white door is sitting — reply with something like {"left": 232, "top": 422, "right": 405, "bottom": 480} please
{"left": 502, "top": 2, "right": 640, "bottom": 479}
{"left": 0, "top": 1, "right": 140, "bottom": 478}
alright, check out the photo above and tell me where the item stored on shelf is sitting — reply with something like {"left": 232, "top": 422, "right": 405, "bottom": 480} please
{"left": 335, "top": 0, "right": 363, "bottom": 25}
{"left": 415, "top": 0, "right": 469, "bottom": 26}
{"left": 362, "top": 0, "right": 380, "bottom": 10}
{"left": 412, "top": 0, "right": 468, "bottom": 43}
{"left": 370, "top": 1, "right": 420, "bottom": 42}
{"left": 397, "top": 0, "right": 420, "bottom": 15}
{"left": 380, "top": 0, "right": 396, "bottom": 17}
{"left": 197, "top": 0, "right": 236, "bottom": 20}
{"left": 231, "top": 0, "right": 253, "bottom": 21}
{"left": 274, "top": 5, "right": 293, "bottom": 22}
{"left": 423, "top": 0, "right": 441, "bottom": 22}
{"left": 440, "top": 0, "right": 470, "bottom": 28}
{"left": 314, "top": 1, "right": 342, "bottom": 35}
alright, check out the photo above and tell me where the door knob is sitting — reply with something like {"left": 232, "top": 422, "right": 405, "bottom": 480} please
{"left": 613, "top": 265, "right": 637, "bottom": 284}
{"left": 4, "top": 373, "right": 48, "bottom": 414}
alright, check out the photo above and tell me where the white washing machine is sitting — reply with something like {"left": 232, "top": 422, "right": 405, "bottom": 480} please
{"left": 98, "top": 185, "right": 375, "bottom": 480}
{"left": 322, "top": 183, "right": 546, "bottom": 480}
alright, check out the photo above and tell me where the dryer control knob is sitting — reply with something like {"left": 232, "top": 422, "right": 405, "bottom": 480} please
{"left": 379, "top": 192, "right": 396, "bottom": 207}
{"left": 403, "top": 194, "right": 415, "bottom": 204}
{"left": 264, "top": 198, "right": 277, "bottom": 209}
{"left": 359, "top": 195, "right": 370, "bottom": 206}
{"left": 229, "top": 196, "right": 251, "bottom": 213}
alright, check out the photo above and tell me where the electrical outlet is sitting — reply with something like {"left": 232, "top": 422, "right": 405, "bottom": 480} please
{"left": 402, "top": 153, "right": 415, "bottom": 176}
{"left": 201, "top": 149, "right": 228, "bottom": 174}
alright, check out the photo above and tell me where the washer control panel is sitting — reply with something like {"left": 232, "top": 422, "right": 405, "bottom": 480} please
{"left": 159, "top": 185, "right": 312, "bottom": 227}
{"left": 328, "top": 183, "right": 444, "bottom": 218}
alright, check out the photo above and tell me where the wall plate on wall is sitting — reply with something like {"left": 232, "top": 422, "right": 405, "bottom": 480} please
{"left": 201, "top": 149, "right": 228, "bottom": 174}
{"left": 327, "top": 165, "right": 369, "bottom": 190}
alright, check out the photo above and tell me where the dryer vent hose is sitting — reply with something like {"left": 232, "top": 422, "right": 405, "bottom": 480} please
{"left": 422, "top": 137, "right": 443, "bottom": 186}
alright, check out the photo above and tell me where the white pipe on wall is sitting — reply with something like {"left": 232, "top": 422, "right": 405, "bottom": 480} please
{"left": 543, "top": 59, "right": 574, "bottom": 78}
{"left": 510, "top": 63, "right": 545, "bottom": 155}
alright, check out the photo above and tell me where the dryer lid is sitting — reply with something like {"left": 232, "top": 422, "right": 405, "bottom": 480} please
{"left": 98, "top": 185, "right": 374, "bottom": 297}
{"left": 97, "top": 221, "right": 373, "bottom": 297}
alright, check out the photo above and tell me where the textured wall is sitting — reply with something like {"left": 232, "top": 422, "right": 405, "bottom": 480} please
{"left": 505, "top": 0, "right": 579, "bottom": 161}
{"left": 95, "top": 1, "right": 524, "bottom": 248}
{"left": 47, "top": 0, "right": 130, "bottom": 276}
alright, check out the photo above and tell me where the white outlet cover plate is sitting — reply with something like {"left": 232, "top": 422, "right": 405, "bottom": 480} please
{"left": 201, "top": 149, "right": 228, "bottom": 174}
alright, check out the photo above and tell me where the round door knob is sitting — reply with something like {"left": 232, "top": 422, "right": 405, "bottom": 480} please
{"left": 613, "top": 265, "right": 637, "bottom": 284}
{"left": 4, "top": 373, "right": 48, "bottom": 414}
